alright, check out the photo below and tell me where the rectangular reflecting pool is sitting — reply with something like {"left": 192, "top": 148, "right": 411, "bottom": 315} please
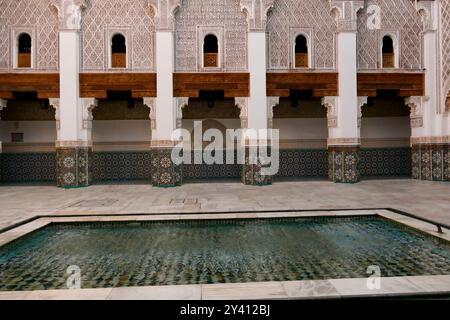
{"left": 0, "top": 216, "right": 449, "bottom": 291}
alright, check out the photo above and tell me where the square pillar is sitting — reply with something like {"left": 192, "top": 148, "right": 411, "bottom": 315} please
{"left": 242, "top": 145, "right": 273, "bottom": 186}
{"left": 325, "top": 1, "right": 364, "bottom": 183}
{"left": 151, "top": 2, "right": 184, "bottom": 188}
{"left": 151, "top": 143, "right": 182, "bottom": 187}
{"left": 328, "top": 145, "right": 360, "bottom": 183}
{"left": 409, "top": 1, "right": 449, "bottom": 181}
{"left": 240, "top": 5, "right": 274, "bottom": 185}
{"left": 56, "top": 144, "right": 92, "bottom": 188}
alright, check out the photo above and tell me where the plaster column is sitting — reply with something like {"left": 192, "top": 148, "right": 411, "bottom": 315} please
{"left": 409, "top": 1, "right": 449, "bottom": 181}
{"left": 0, "top": 99, "right": 7, "bottom": 183}
{"left": 149, "top": 0, "right": 183, "bottom": 187}
{"left": 51, "top": 0, "right": 95, "bottom": 188}
{"left": 240, "top": 0, "right": 274, "bottom": 185}
{"left": 325, "top": 1, "right": 364, "bottom": 183}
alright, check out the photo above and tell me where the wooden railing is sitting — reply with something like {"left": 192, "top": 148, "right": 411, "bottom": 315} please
{"left": 18, "top": 53, "right": 31, "bottom": 68}
{"left": 295, "top": 53, "right": 308, "bottom": 68}
{"left": 112, "top": 53, "right": 126, "bottom": 68}
{"left": 204, "top": 53, "right": 218, "bottom": 68}
{"left": 382, "top": 53, "right": 395, "bottom": 68}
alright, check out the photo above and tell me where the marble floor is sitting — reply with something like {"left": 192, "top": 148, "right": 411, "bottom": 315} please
{"left": 0, "top": 178, "right": 449, "bottom": 231}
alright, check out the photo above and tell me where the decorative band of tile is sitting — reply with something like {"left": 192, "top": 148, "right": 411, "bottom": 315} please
{"left": 411, "top": 143, "right": 450, "bottom": 181}
{"left": 327, "top": 138, "right": 361, "bottom": 147}
{"left": 55, "top": 140, "right": 93, "bottom": 148}
{"left": 56, "top": 147, "right": 92, "bottom": 188}
{"left": 328, "top": 146, "right": 360, "bottom": 183}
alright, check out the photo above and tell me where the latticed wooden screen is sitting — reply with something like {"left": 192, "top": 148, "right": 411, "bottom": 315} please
{"left": 204, "top": 53, "right": 218, "bottom": 67}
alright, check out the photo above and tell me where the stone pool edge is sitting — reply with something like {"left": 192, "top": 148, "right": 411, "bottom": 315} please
{"left": 0, "top": 209, "right": 449, "bottom": 300}
{"left": 0, "top": 275, "right": 449, "bottom": 300}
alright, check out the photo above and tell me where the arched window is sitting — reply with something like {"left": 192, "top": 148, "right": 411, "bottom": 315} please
{"left": 111, "top": 34, "right": 126, "bottom": 68}
{"left": 18, "top": 33, "right": 31, "bottom": 68}
{"left": 203, "top": 34, "right": 218, "bottom": 68}
{"left": 382, "top": 35, "right": 395, "bottom": 68}
{"left": 295, "top": 35, "right": 308, "bottom": 68}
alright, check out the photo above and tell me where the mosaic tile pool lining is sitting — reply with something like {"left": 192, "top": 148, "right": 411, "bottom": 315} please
{"left": 0, "top": 216, "right": 449, "bottom": 291}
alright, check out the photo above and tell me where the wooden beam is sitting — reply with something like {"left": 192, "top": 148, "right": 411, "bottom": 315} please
{"left": 357, "top": 72, "right": 425, "bottom": 97}
{"left": 266, "top": 72, "right": 338, "bottom": 97}
{"left": 79, "top": 73, "right": 157, "bottom": 98}
{"left": 0, "top": 73, "right": 60, "bottom": 98}
{"left": 173, "top": 73, "right": 250, "bottom": 97}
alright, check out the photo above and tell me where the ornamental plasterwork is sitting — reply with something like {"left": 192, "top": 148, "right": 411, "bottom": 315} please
{"left": 176, "top": 97, "right": 189, "bottom": 129}
{"left": 175, "top": 0, "right": 248, "bottom": 72}
{"left": 267, "top": 96, "right": 279, "bottom": 129}
{"left": 235, "top": 97, "right": 248, "bottom": 128}
{"left": 50, "top": 0, "right": 87, "bottom": 31}
{"left": 357, "top": 0, "right": 423, "bottom": 70}
{"left": 81, "top": 0, "right": 155, "bottom": 71}
{"left": 239, "top": 0, "right": 274, "bottom": 31}
{"left": 357, "top": 96, "right": 368, "bottom": 128}
{"left": 321, "top": 96, "right": 338, "bottom": 128}
{"left": 441, "top": 0, "right": 450, "bottom": 109}
{"left": 148, "top": 0, "right": 182, "bottom": 31}
{"left": 0, "top": 0, "right": 59, "bottom": 72}
{"left": 329, "top": 0, "right": 364, "bottom": 32}
{"left": 48, "top": 98, "right": 61, "bottom": 131}
{"left": 81, "top": 98, "right": 98, "bottom": 129}
{"left": 143, "top": 97, "right": 157, "bottom": 130}
{"left": 415, "top": 0, "right": 436, "bottom": 32}
{"left": 267, "top": 0, "right": 336, "bottom": 70}
{"left": 404, "top": 96, "right": 424, "bottom": 128}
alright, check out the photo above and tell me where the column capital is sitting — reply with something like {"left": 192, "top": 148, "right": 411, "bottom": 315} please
{"left": 80, "top": 97, "right": 98, "bottom": 130}
{"left": 357, "top": 96, "right": 368, "bottom": 128}
{"left": 175, "top": 97, "right": 189, "bottom": 129}
{"left": 240, "top": 0, "right": 274, "bottom": 32}
{"left": 329, "top": 0, "right": 364, "bottom": 33}
{"left": 49, "top": 98, "right": 61, "bottom": 131}
{"left": 405, "top": 96, "right": 425, "bottom": 128}
{"left": 321, "top": 96, "right": 339, "bottom": 128}
{"left": 148, "top": 0, "right": 182, "bottom": 31}
{"left": 143, "top": 97, "right": 157, "bottom": 131}
{"left": 50, "top": 0, "right": 87, "bottom": 31}
{"left": 235, "top": 97, "right": 249, "bottom": 129}
{"left": 266, "top": 96, "right": 279, "bottom": 129}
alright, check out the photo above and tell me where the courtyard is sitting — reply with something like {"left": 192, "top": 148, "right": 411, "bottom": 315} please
{"left": 1, "top": 179, "right": 449, "bottom": 231}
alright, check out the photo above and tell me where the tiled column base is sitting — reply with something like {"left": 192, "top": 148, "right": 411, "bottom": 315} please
{"left": 56, "top": 147, "right": 92, "bottom": 188}
{"left": 151, "top": 147, "right": 182, "bottom": 187}
{"left": 328, "top": 146, "right": 360, "bottom": 183}
{"left": 412, "top": 144, "right": 450, "bottom": 181}
{"left": 242, "top": 146, "right": 273, "bottom": 186}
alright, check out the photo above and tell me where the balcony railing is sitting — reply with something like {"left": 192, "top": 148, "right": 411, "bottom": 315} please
{"left": 112, "top": 53, "right": 126, "bottom": 68}
{"left": 204, "top": 53, "right": 218, "bottom": 68}
{"left": 295, "top": 53, "right": 308, "bottom": 68}
{"left": 382, "top": 53, "right": 395, "bottom": 68}
{"left": 18, "top": 53, "right": 31, "bottom": 68}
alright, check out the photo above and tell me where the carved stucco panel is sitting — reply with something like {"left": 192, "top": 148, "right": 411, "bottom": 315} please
{"left": 267, "top": 0, "right": 336, "bottom": 70}
{"left": 441, "top": 0, "right": 450, "bottom": 104}
{"left": 357, "top": 0, "right": 423, "bottom": 70}
{"left": 0, "top": 0, "right": 59, "bottom": 71}
{"left": 174, "top": 0, "right": 248, "bottom": 72}
{"left": 81, "top": 0, "right": 155, "bottom": 71}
